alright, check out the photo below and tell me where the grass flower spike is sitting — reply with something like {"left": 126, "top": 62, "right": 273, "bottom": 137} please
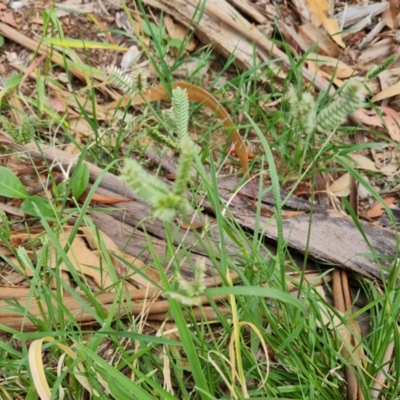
{"left": 172, "top": 87, "right": 189, "bottom": 139}
{"left": 0, "top": 116, "right": 34, "bottom": 144}
{"left": 146, "top": 126, "right": 179, "bottom": 150}
{"left": 161, "top": 108, "right": 177, "bottom": 132}
{"left": 121, "top": 87, "right": 194, "bottom": 221}
{"left": 173, "top": 136, "right": 196, "bottom": 198}
{"left": 16, "top": 246, "right": 35, "bottom": 275}
{"left": 365, "top": 55, "right": 397, "bottom": 82}
{"left": 287, "top": 85, "right": 317, "bottom": 135}
{"left": 121, "top": 159, "right": 171, "bottom": 204}
{"left": 166, "top": 259, "right": 207, "bottom": 306}
{"left": 108, "top": 66, "right": 146, "bottom": 96}
{"left": 0, "top": 210, "right": 11, "bottom": 240}
{"left": 316, "top": 79, "right": 364, "bottom": 132}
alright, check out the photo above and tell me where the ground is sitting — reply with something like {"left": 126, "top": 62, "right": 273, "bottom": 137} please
{"left": 0, "top": 0, "right": 400, "bottom": 399}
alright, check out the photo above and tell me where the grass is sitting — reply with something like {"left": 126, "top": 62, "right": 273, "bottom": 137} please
{"left": 1, "top": 1, "right": 400, "bottom": 399}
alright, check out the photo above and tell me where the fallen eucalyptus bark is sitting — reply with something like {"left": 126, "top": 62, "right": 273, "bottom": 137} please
{"left": 1, "top": 131, "right": 397, "bottom": 281}
{"left": 145, "top": 147, "right": 399, "bottom": 281}
{"left": 219, "top": 186, "right": 398, "bottom": 280}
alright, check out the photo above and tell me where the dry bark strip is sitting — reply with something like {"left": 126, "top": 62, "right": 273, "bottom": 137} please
{"left": 224, "top": 189, "right": 397, "bottom": 280}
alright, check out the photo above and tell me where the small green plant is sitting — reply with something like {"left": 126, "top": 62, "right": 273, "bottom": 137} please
{"left": 141, "top": 20, "right": 184, "bottom": 52}
{"left": 111, "top": 65, "right": 196, "bottom": 221}
{"left": 0, "top": 163, "right": 89, "bottom": 220}
{"left": 121, "top": 88, "right": 195, "bottom": 221}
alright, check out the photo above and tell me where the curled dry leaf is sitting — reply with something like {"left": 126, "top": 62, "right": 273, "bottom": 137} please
{"left": 29, "top": 337, "right": 100, "bottom": 399}
{"left": 80, "top": 227, "right": 157, "bottom": 288}
{"left": 116, "top": 253, "right": 161, "bottom": 289}
{"left": 0, "top": 4, "right": 18, "bottom": 28}
{"left": 120, "top": 45, "right": 140, "bottom": 71}
{"left": 349, "top": 153, "right": 398, "bottom": 176}
{"left": 54, "top": 234, "right": 117, "bottom": 289}
{"left": 327, "top": 172, "right": 351, "bottom": 197}
{"left": 80, "top": 226, "right": 120, "bottom": 253}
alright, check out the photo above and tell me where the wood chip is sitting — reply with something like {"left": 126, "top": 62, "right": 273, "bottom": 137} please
{"left": 335, "top": 3, "right": 389, "bottom": 28}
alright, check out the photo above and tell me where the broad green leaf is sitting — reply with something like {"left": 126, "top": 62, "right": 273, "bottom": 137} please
{"left": 41, "top": 37, "right": 127, "bottom": 51}
{"left": 0, "top": 167, "right": 29, "bottom": 199}
{"left": 167, "top": 38, "right": 183, "bottom": 48}
{"left": 4, "top": 73, "right": 23, "bottom": 90}
{"left": 0, "top": 73, "right": 23, "bottom": 102}
{"left": 21, "top": 196, "right": 56, "bottom": 219}
{"left": 71, "top": 163, "right": 89, "bottom": 200}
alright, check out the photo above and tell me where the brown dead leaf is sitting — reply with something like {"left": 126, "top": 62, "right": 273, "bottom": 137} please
{"left": 378, "top": 67, "right": 400, "bottom": 91}
{"left": 48, "top": 97, "right": 78, "bottom": 116}
{"left": 55, "top": 234, "right": 116, "bottom": 289}
{"left": 119, "top": 253, "right": 161, "bottom": 289}
{"left": 306, "top": 60, "right": 343, "bottom": 87}
{"left": 21, "top": 54, "right": 46, "bottom": 87}
{"left": 80, "top": 227, "right": 146, "bottom": 275}
{"left": 80, "top": 227, "right": 120, "bottom": 254}
{"left": 327, "top": 173, "right": 351, "bottom": 197}
{"left": 353, "top": 107, "right": 400, "bottom": 141}
{"left": 305, "top": 0, "right": 345, "bottom": 47}
{"left": 69, "top": 117, "right": 94, "bottom": 137}
{"left": 382, "top": 0, "right": 398, "bottom": 29}
{"left": 179, "top": 221, "right": 203, "bottom": 231}
{"left": 0, "top": 4, "right": 18, "bottom": 28}
{"left": 337, "top": 317, "right": 364, "bottom": 363}
{"left": 293, "top": 181, "right": 311, "bottom": 196}
{"left": 372, "top": 80, "right": 400, "bottom": 102}
{"left": 349, "top": 153, "right": 398, "bottom": 175}
{"left": 283, "top": 210, "right": 305, "bottom": 219}
{"left": 48, "top": 97, "right": 68, "bottom": 113}
{"left": 367, "top": 197, "right": 395, "bottom": 218}
{"left": 83, "top": 192, "right": 134, "bottom": 205}
{"left": 379, "top": 107, "right": 400, "bottom": 141}
{"left": 65, "top": 137, "right": 82, "bottom": 156}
